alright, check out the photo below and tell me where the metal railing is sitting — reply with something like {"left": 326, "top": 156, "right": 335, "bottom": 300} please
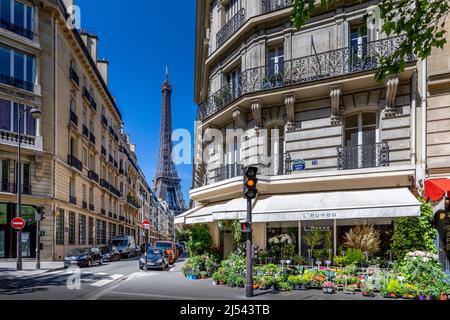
{"left": 261, "top": 0, "right": 292, "bottom": 13}
{"left": 70, "top": 67, "right": 79, "bottom": 86}
{"left": 101, "top": 146, "right": 107, "bottom": 156}
{"left": 216, "top": 8, "right": 246, "bottom": 49}
{"left": 0, "top": 19, "right": 33, "bottom": 39}
{"left": 101, "top": 114, "right": 108, "bottom": 127}
{"left": 82, "top": 201, "right": 87, "bottom": 209}
{"left": 69, "top": 110, "right": 78, "bottom": 126}
{"left": 88, "top": 170, "right": 99, "bottom": 183}
{"left": 199, "top": 36, "right": 414, "bottom": 120}
{"left": 69, "top": 196, "right": 77, "bottom": 205}
{"left": 89, "top": 132, "right": 96, "bottom": 145}
{"left": 337, "top": 142, "right": 389, "bottom": 170}
{"left": 89, "top": 204, "right": 94, "bottom": 211}
{"left": 0, "top": 183, "right": 32, "bottom": 195}
{"left": 0, "top": 73, "right": 34, "bottom": 91}
{"left": 68, "top": 154, "right": 82, "bottom": 171}
{"left": 82, "top": 125, "right": 89, "bottom": 137}
{"left": 100, "top": 179, "right": 110, "bottom": 190}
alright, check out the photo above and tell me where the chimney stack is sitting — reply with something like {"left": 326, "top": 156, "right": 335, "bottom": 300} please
{"left": 97, "top": 58, "right": 109, "bottom": 85}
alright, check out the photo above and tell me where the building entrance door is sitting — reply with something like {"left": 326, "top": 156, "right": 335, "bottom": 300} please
{"left": 21, "top": 232, "right": 31, "bottom": 257}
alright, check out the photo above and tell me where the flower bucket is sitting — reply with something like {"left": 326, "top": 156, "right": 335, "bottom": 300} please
{"left": 440, "top": 293, "right": 448, "bottom": 301}
{"left": 418, "top": 295, "right": 426, "bottom": 301}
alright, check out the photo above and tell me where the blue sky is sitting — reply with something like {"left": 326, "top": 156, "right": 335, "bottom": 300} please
{"left": 76, "top": 0, "right": 196, "bottom": 203}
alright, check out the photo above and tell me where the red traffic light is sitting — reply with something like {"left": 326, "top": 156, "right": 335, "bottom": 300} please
{"left": 241, "top": 222, "right": 252, "bottom": 233}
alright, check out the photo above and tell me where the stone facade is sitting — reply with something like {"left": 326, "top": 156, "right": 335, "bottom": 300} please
{"left": 0, "top": 0, "right": 172, "bottom": 261}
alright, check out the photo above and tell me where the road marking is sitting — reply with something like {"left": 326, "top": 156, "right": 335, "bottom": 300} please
{"left": 96, "top": 272, "right": 108, "bottom": 276}
{"left": 90, "top": 274, "right": 124, "bottom": 287}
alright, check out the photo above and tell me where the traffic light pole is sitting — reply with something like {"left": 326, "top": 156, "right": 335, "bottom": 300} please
{"left": 36, "top": 216, "right": 40, "bottom": 269}
{"left": 245, "top": 197, "right": 253, "bottom": 298}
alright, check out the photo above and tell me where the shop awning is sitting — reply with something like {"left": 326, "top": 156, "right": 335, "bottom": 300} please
{"left": 174, "top": 206, "right": 202, "bottom": 225}
{"left": 212, "top": 198, "right": 247, "bottom": 221}
{"left": 251, "top": 188, "right": 420, "bottom": 222}
{"left": 425, "top": 179, "right": 450, "bottom": 202}
{"left": 184, "top": 201, "right": 229, "bottom": 225}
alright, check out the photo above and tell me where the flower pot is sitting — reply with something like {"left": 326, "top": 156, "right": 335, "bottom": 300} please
{"left": 426, "top": 296, "right": 434, "bottom": 301}
{"left": 252, "top": 284, "right": 259, "bottom": 290}
{"left": 322, "top": 287, "right": 335, "bottom": 294}
{"left": 299, "top": 285, "right": 308, "bottom": 290}
{"left": 418, "top": 295, "right": 426, "bottom": 301}
{"left": 191, "top": 275, "right": 198, "bottom": 280}
{"left": 440, "top": 293, "right": 448, "bottom": 301}
{"left": 212, "top": 280, "right": 217, "bottom": 286}
{"left": 219, "top": 281, "right": 225, "bottom": 285}
{"left": 401, "top": 295, "right": 415, "bottom": 300}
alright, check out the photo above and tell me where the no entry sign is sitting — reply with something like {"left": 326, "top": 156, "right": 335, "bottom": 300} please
{"left": 11, "top": 217, "right": 26, "bottom": 230}
{"left": 142, "top": 220, "right": 151, "bottom": 230}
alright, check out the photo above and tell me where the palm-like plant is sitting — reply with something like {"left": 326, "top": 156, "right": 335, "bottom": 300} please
{"left": 344, "top": 224, "right": 381, "bottom": 255}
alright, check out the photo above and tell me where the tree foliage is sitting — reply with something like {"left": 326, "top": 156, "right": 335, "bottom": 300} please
{"left": 389, "top": 197, "right": 437, "bottom": 260}
{"left": 292, "top": 0, "right": 450, "bottom": 81}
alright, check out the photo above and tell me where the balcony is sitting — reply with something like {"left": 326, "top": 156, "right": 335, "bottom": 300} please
{"left": 89, "top": 204, "right": 94, "bottom": 211}
{"left": 88, "top": 170, "right": 99, "bottom": 183}
{"left": 69, "top": 110, "right": 78, "bottom": 127}
{"left": 101, "top": 208, "right": 106, "bottom": 215}
{"left": 199, "top": 36, "right": 414, "bottom": 120}
{"left": 67, "top": 154, "right": 82, "bottom": 171}
{"left": 127, "top": 196, "right": 141, "bottom": 209}
{"left": 0, "top": 73, "right": 34, "bottom": 92}
{"left": 0, "top": 183, "right": 32, "bottom": 195}
{"left": 90, "top": 99, "right": 97, "bottom": 112}
{"left": 101, "top": 115, "right": 108, "bottom": 128}
{"left": 119, "top": 216, "right": 125, "bottom": 222}
{"left": 216, "top": 8, "right": 245, "bottom": 49}
{"left": 261, "top": 0, "right": 292, "bottom": 14}
{"left": 100, "top": 179, "right": 110, "bottom": 190}
{"left": 207, "top": 163, "right": 243, "bottom": 185}
{"left": 69, "top": 67, "right": 80, "bottom": 87}
{"left": 89, "top": 132, "right": 96, "bottom": 145}
{"left": 0, "top": 129, "right": 42, "bottom": 151}
{"left": 0, "top": 19, "right": 33, "bottom": 39}
{"left": 101, "top": 146, "right": 107, "bottom": 156}
{"left": 82, "top": 201, "right": 87, "bottom": 209}
{"left": 82, "top": 125, "right": 89, "bottom": 138}
{"left": 82, "top": 87, "right": 91, "bottom": 104}
{"left": 69, "top": 196, "right": 77, "bottom": 205}
{"left": 109, "top": 154, "right": 114, "bottom": 164}
{"left": 337, "top": 142, "right": 389, "bottom": 170}
{"left": 108, "top": 211, "right": 112, "bottom": 218}
{"left": 114, "top": 214, "right": 117, "bottom": 220}
{"left": 109, "top": 185, "right": 121, "bottom": 198}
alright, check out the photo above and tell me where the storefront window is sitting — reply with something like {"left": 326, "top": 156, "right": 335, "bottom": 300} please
{"left": 266, "top": 222, "right": 298, "bottom": 262}
{"left": 68, "top": 212, "right": 75, "bottom": 245}
{"left": 79, "top": 214, "right": 86, "bottom": 245}
{"left": 0, "top": 203, "right": 6, "bottom": 258}
{"left": 88, "top": 217, "right": 94, "bottom": 245}
{"left": 301, "top": 220, "right": 334, "bottom": 263}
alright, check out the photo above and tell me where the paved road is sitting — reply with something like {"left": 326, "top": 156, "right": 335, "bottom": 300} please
{"left": 0, "top": 255, "right": 386, "bottom": 300}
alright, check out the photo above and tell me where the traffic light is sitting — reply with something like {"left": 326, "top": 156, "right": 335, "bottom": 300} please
{"left": 243, "top": 166, "right": 258, "bottom": 199}
{"left": 241, "top": 222, "right": 251, "bottom": 233}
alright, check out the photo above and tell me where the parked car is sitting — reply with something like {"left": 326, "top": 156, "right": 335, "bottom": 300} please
{"left": 64, "top": 247, "right": 103, "bottom": 268}
{"left": 111, "top": 235, "right": 136, "bottom": 258}
{"left": 99, "top": 245, "right": 121, "bottom": 262}
{"left": 138, "top": 248, "right": 169, "bottom": 271}
{"left": 154, "top": 241, "right": 176, "bottom": 264}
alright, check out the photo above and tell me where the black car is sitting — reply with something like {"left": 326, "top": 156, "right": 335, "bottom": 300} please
{"left": 99, "top": 245, "right": 121, "bottom": 262}
{"left": 64, "top": 247, "right": 103, "bottom": 268}
{"left": 139, "top": 248, "right": 169, "bottom": 270}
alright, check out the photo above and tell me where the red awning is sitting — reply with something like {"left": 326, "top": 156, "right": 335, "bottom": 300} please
{"left": 425, "top": 179, "right": 450, "bottom": 202}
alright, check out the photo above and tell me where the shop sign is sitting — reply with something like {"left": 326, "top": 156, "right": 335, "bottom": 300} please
{"left": 302, "top": 212, "right": 337, "bottom": 220}
{"left": 292, "top": 159, "right": 306, "bottom": 171}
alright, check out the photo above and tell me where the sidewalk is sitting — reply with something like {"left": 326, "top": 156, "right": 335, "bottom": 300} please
{"left": 0, "top": 260, "right": 65, "bottom": 277}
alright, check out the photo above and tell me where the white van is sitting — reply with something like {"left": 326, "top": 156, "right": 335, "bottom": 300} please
{"left": 111, "top": 235, "right": 136, "bottom": 258}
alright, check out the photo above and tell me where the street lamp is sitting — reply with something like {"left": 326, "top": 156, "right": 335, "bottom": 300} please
{"left": 16, "top": 102, "right": 41, "bottom": 271}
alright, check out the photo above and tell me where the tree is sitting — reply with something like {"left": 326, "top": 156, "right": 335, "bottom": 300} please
{"left": 175, "top": 226, "right": 190, "bottom": 243}
{"left": 292, "top": 0, "right": 450, "bottom": 81}
{"left": 389, "top": 197, "right": 437, "bottom": 260}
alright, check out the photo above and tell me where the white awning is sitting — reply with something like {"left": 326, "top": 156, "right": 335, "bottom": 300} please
{"left": 174, "top": 206, "right": 202, "bottom": 225}
{"left": 212, "top": 198, "right": 248, "bottom": 221}
{"left": 184, "top": 201, "right": 229, "bottom": 225}
{"left": 252, "top": 188, "right": 420, "bottom": 222}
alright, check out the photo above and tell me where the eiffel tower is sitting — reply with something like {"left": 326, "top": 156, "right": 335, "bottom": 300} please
{"left": 154, "top": 67, "right": 187, "bottom": 216}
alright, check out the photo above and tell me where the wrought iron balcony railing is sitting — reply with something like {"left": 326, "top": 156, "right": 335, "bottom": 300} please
{"left": 88, "top": 170, "right": 99, "bottom": 183}
{"left": 101, "top": 114, "right": 108, "bottom": 127}
{"left": 199, "top": 36, "right": 414, "bottom": 120}
{"left": 216, "top": 8, "right": 246, "bottom": 49}
{"left": 82, "top": 201, "right": 87, "bottom": 209}
{"left": 89, "top": 204, "right": 94, "bottom": 211}
{"left": 208, "top": 163, "right": 242, "bottom": 184}
{"left": 100, "top": 178, "right": 110, "bottom": 190}
{"left": 89, "top": 132, "right": 96, "bottom": 145}
{"left": 0, "top": 73, "right": 34, "bottom": 91}
{"left": 0, "top": 19, "right": 33, "bottom": 39}
{"left": 82, "top": 125, "right": 89, "bottom": 137}
{"left": 68, "top": 154, "right": 82, "bottom": 171}
{"left": 337, "top": 142, "right": 389, "bottom": 170}
{"left": 0, "top": 183, "right": 32, "bottom": 195}
{"left": 69, "top": 196, "right": 77, "bottom": 205}
{"left": 69, "top": 110, "right": 78, "bottom": 127}
{"left": 101, "top": 146, "right": 107, "bottom": 156}
{"left": 261, "top": 0, "right": 292, "bottom": 14}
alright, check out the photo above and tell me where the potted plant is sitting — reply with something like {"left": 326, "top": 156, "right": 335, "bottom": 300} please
{"left": 361, "top": 280, "right": 376, "bottom": 297}
{"left": 343, "top": 285, "right": 356, "bottom": 294}
{"left": 212, "top": 271, "right": 220, "bottom": 285}
{"left": 384, "top": 278, "right": 400, "bottom": 298}
{"left": 199, "top": 271, "right": 208, "bottom": 279}
{"left": 401, "top": 283, "right": 418, "bottom": 300}
{"left": 236, "top": 276, "right": 246, "bottom": 289}
{"left": 279, "top": 282, "right": 291, "bottom": 292}
{"left": 322, "top": 281, "right": 336, "bottom": 294}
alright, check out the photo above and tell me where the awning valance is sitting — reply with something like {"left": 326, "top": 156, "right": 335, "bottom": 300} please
{"left": 425, "top": 179, "right": 450, "bottom": 202}
{"left": 251, "top": 188, "right": 420, "bottom": 222}
{"left": 179, "top": 188, "right": 420, "bottom": 225}
{"left": 174, "top": 206, "right": 202, "bottom": 225}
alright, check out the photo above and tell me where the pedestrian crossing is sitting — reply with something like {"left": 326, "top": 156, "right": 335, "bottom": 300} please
{"left": 64, "top": 269, "right": 125, "bottom": 288}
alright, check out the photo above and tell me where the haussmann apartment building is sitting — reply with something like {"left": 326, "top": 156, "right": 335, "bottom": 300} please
{"left": 0, "top": 0, "right": 173, "bottom": 261}
{"left": 176, "top": 0, "right": 450, "bottom": 269}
